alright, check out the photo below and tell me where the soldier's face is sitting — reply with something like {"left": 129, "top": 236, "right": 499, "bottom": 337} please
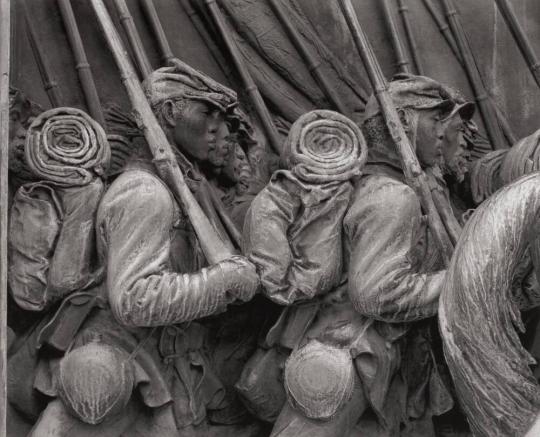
{"left": 415, "top": 108, "right": 445, "bottom": 167}
{"left": 442, "top": 112, "right": 470, "bottom": 181}
{"left": 173, "top": 100, "right": 230, "bottom": 164}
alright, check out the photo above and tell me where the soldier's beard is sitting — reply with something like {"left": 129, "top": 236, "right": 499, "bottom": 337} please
{"left": 444, "top": 155, "right": 468, "bottom": 183}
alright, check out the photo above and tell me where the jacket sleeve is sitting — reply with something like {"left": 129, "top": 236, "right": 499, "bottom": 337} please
{"left": 243, "top": 181, "right": 301, "bottom": 305}
{"left": 344, "top": 176, "right": 445, "bottom": 322}
{"left": 100, "top": 172, "right": 232, "bottom": 327}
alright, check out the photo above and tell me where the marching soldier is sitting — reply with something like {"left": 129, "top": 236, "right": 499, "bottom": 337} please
{"left": 11, "top": 61, "right": 262, "bottom": 437}
{"left": 267, "top": 75, "right": 475, "bottom": 437}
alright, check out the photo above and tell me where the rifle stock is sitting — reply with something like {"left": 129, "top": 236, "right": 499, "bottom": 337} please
{"left": 338, "top": 0, "right": 454, "bottom": 264}
{"left": 90, "top": 0, "right": 234, "bottom": 264}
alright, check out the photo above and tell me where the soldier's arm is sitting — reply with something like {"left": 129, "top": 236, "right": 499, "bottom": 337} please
{"left": 101, "top": 172, "right": 257, "bottom": 327}
{"left": 243, "top": 181, "right": 301, "bottom": 305}
{"left": 345, "top": 178, "right": 444, "bottom": 323}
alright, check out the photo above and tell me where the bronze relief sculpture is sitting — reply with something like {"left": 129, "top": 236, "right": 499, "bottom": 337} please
{"left": 6, "top": 1, "right": 540, "bottom": 437}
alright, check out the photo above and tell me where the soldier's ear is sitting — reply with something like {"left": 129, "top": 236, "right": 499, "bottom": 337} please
{"left": 162, "top": 100, "right": 177, "bottom": 127}
{"left": 397, "top": 108, "right": 411, "bottom": 133}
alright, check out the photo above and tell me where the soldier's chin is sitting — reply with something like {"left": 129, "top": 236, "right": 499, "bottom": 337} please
{"left": 450, "top": 162, "right": 468, "bottom": 183}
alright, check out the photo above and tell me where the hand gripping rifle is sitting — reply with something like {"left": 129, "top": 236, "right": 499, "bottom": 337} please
{"left": 90, "top": 0, "right": 234, "bottom": 264}
{"left": 338, "top": 0, "right": 454, "bottom": 264}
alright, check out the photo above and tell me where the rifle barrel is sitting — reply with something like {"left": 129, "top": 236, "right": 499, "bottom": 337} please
{"left": 0, "top": 0, "right": 9, "bottom": 434}
{"left": 112, "top": 0, "right": 153, "bottom": 78}
{"left": 381, "top": 0, "right": 411, "bottom": 74}
{"left": 140, "top": 0, "right": 175, "bottom": 65}
{"left": 268, "top": 0, "right": 348, "bottom": 114}
{"left": 138, "top": 1, "right": 242, "bottom": 249}
{"left": 338, "top": 0, "right": 454, "bottom": 263}
{"left": 23, "top": 0, "right": 62, "bottom": 107}
{"left": 422, "top": 0, "right": 516, "bottom": 145}
{"left": 494, "top": 0, "right": 540, "bottom": 91}
{"left": 204, "top": 0, "right": 282, "bottom": 155}
{"left": 178, "top": 0, "right": 235, "bottom": 84}
{"left": 397, "top": 0, "right": 424, "bottom": 75}
{"left": 90, "top": 0, "right": 234, "bottom": 263}
{"left": 441, "top": 0, "right": 507, "bottom": 150}
{"left": 422, "top": 0, "right": 462, "bottom": 64}
{"left": 57, "top": 0, "right": 105, "bottom": 126}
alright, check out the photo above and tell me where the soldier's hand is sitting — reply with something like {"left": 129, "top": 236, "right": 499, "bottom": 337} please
{"left": 220, "top": 255, "right": 260, "bottom": 303}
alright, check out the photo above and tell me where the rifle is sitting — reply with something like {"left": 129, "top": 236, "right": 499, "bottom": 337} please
{"left": 111, "top": 0, "right": 153, "bottom": 79}
{"left": 493, "top": 0, "right": 540, "bottom": 91}
{"left": 178, "top": 0, "right": 235, "bottom": 84}
{"left": 138, "top": 0, "right": 241, "bottom": 249}
{"left": 381, "top": 0, "right": 412, "bottom": 74}
{"left": 338, "top": 0, "right": 454, "bottom": 263}
{"left": 0, "top": 0, "right": 9, "bottom": 434}
{"left": 422, "top": 0, "right": 516, "bottom": 145}
{"left": 440, "top": 0, "right": 508, "bottom": 150}
{"left": 140, "top": 0, "right": 175, "bottom": 65}
{"left": 23, "top": 0, "right": 62, "bottom": 107}
{"left": 422, "top": 0, "right": 462, "bottom": 63}
{"left": 57, "top": 0, "right": 105, "bottom": 126}
{"left": 397, "top": 0, "right": 424, "bottom": 75}
{"left": 268, "top": 0, "right": 348, "bottom": 114}
{"left": 90, "top": 0, "right": 234, "bottom": 264}
{"left": 204, "top": 0, "right": 283, "bottom": 156}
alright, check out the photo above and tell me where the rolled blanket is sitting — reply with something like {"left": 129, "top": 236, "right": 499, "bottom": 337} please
{"left": 25, "top": 107, "right": 110, "bottom": 187}
{"left": 282, "top": 110, "right": 367, "bottom": 183}
{"left": 469, "top": 149, "right": 507, "bottom": 205}
{"left": 500, "top": 129, "right": 540, "bottom": 186}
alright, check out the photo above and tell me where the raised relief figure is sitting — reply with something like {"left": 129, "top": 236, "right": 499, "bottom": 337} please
{"left": 9, "top": 61, "right": 261, "bottom": 437}
{"left": 240, "top": 109, "right": 368, "bottom": 434}
{"left": 343, "top": 75, "right": 474, "bottom": 436}
{"left": 241, "top": 75, "right": 474, "bottom": 437}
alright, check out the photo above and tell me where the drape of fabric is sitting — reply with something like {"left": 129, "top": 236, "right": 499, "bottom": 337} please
{"left": 220, "top": 0, "right": 368, "bottom": 118}
{"left": 25, "top": 108, "right": 110, "bottom": 187}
